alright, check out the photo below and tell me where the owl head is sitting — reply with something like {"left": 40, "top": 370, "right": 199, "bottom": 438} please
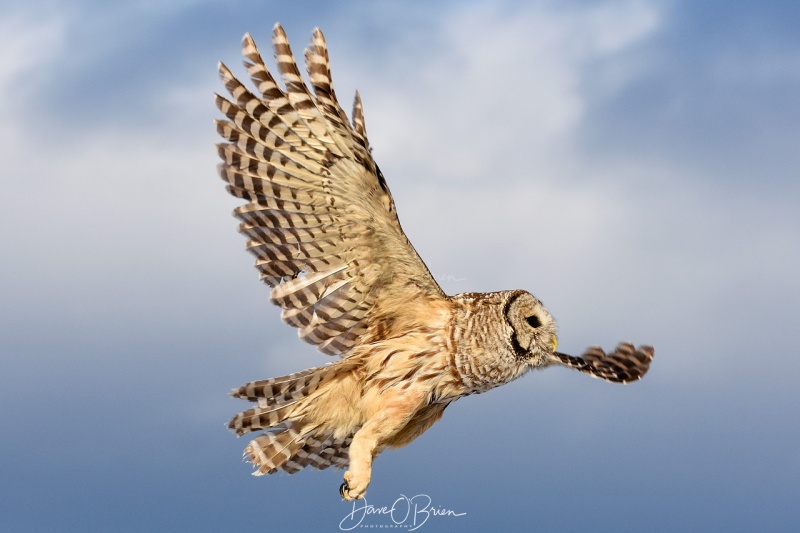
{"left": 503, "top": 291, "right": 558, "bottom": 365}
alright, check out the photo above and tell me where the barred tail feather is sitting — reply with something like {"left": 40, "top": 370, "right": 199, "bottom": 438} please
{"left": 229, "top": 362, "right": 357, "bottom": 474}
{"left": 245, "top": 424, "right": 353, "bottom": 475}
{"left": 230, "top": 365, "right": 339, "bottom": 403}
{"left": 228, "top": 400, "right": 303, "bottom": 436}
{"left": 228, "top": 364, "right": 346, "bottom": 435}
{"left": 291, "top": 432, "right": 352, "bottom": 471}
{"left": 246, "top": 424, "right": 303, "bottom": 475}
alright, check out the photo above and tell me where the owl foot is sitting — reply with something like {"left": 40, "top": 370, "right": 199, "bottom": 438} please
{"left": 340, "top": 470, "right": 369, "bottom": 501}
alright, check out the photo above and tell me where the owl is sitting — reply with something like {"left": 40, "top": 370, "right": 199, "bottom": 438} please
{"left": 215, "top": 23, "right": 654, "bottom": 501}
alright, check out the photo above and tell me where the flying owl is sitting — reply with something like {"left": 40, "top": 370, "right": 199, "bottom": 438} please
{"left": 215, "top": 23, "right": 653, "bottom": 501}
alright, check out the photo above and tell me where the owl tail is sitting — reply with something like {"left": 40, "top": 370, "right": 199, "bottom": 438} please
{"left": 227, "top": 363, "right": 354, "bottom": 474}
{"left": 244, "top": 423, "right": 353, "bottom": 475}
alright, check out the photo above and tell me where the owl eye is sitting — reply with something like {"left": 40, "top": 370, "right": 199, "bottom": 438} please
{"left": 525, "top": 315, "right": 541, "bottom": 328}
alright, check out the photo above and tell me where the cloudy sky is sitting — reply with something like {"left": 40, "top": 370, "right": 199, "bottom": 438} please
{"left": 2, "top": 0, "right": 798, "bottom": 531}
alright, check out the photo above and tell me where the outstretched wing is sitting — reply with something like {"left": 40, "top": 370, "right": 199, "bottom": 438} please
{"left": 553, "top": 343, "right": 654, "bottom": 383}
{"left": 215, "top": 24, "right": 444, "bottom": 355}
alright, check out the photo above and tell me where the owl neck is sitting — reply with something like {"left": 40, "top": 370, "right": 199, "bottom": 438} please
{"left": 446, "top": 295, "right": 532, "bottom": 396}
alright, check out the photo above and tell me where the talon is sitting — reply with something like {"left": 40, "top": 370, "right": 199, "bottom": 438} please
{"left": 339, "top": 481, "right": 349, "bottom": 499}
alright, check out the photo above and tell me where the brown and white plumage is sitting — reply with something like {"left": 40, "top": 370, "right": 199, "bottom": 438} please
{"left": 215, "top": 23, "right": 654, "bottom": 500}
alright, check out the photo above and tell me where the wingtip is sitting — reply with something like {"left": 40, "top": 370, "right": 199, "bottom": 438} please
{"left": 554, "top": 341, "right": 654, "bottom": 384}
{"left": 217, "top": 60, "right": 233, "bottom": 80}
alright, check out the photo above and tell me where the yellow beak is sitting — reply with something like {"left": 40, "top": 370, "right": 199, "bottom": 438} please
{"left": 551, "top": 335, "right": 558, "bottom": 352}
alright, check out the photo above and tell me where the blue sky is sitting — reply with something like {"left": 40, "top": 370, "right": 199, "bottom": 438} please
{"left": 2, "top": 0, "right": 798, "bottom": 531}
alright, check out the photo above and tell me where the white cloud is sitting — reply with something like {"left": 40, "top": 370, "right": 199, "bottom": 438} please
{"left": 0, "top": 12, "right": 65, "bottom": 148}
{"left": 360, "top": 1, "right": 661, "bottom": 183}
{"left": 344, "top": 2, "right": 666, "bottom": 303}
{"left": 3, "top": 0, "right": 797, "bottom": 383}
{"left": 327, "top": 1, "right": 800, "bottom": 380}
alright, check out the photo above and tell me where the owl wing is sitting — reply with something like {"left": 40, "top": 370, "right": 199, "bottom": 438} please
{"left": 215, "top": 24, "right": 445, "bottom": 356}
{"left": 554, "top": 343, "right": 654, "bottom": 383}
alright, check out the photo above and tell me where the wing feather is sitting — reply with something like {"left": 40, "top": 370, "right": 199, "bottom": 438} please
{"left": 554, "top": 344, "right": 654, "bottom": 383}
{"left": 216, "top": 24, "right": 444, "bottom": 356}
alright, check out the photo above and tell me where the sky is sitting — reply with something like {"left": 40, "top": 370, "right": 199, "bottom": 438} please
{"left": 1, "top": 0, "right": 799, "bottom": 531}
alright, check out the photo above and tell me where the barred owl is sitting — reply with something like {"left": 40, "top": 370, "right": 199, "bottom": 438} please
{"left": 215, "top": 23, "right": 653, "bottom": 501}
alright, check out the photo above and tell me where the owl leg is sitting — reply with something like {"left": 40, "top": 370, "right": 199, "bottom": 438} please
{"left": 339, "top": 390, "right": 424, "bottom": 501}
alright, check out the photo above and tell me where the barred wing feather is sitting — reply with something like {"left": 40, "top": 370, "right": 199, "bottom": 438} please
{"left": 215, "top": 23, "right": 444, "bottom": 356}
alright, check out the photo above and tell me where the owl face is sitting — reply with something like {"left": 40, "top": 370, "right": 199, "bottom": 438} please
{"left": 503, "top": 291, "right": 558, "bottom": 364}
